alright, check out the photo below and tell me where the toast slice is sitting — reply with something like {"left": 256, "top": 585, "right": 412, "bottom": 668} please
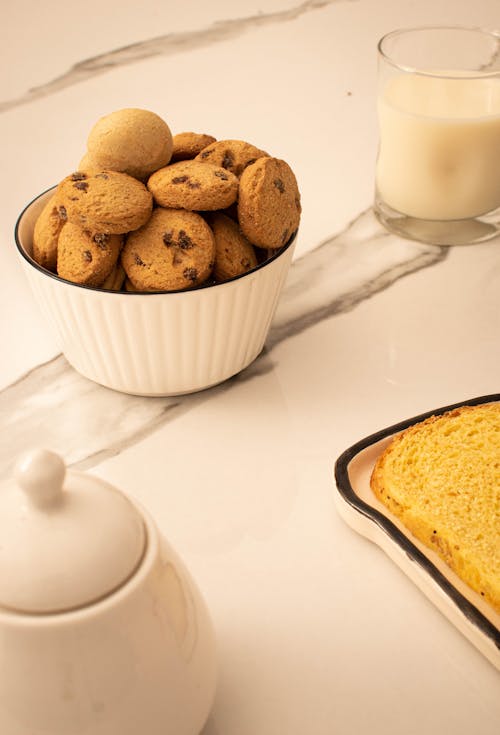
{"left": 370, "top": 403, "right": 500, "bottom": 611}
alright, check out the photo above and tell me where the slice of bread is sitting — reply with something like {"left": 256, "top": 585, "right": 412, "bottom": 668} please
{"left": 370, "top": 402, "right": 500, "bottom": 612}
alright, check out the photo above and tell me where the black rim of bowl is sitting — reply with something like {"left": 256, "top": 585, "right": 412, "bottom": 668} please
{"left": 15, "top": 185, "right": 298, "bottom": 295}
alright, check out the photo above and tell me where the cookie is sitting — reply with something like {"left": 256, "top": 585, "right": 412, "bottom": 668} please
{"left": 147, "top": 161, "right": 238, "bottom": 211}
{"left": 195, "top": 139, "right": 267, "bottom": 177}
{"left": 219, "top": 202, "right": 239, "bottom": 222}
{"left": 57, "top": 170, "right": 153, "bottom": 234}
{"left": 32, "top": 193, "right": 67, "bottom": 272}
{"left": 57, "top": 223, "right": 122, "bottom": 287}
{"left": 171, "top": 132, "right": 217, "bottom": 162}
{"left": 238, "top": 157, "right": 301, "bottom": 249}
{"left": 101, "top": 261, "right": 126, "bottom": 291}
{"left": 124, "top": 278, "right": 138, "bottom": 292}
{"left": 210, "top": 213, "right": 258, "bottom": 282}
{"left": 260, "top": 248, "right": 280, "bottom": 262}
{"left": 77, "top": 152, "right": 101, "bottom": 175}
{"left": 86, "top": 108, "right": 173, "bottom": 180}
{"left": 121, "top": 207, "right": 216, "bottom": 291}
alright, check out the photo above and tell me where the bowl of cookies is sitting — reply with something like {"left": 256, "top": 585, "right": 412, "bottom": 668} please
{"left": 15, "top": 108, "right": 300, "bottom": 396}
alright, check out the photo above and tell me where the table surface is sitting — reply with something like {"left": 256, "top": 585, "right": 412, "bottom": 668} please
{"left": 1, "top": 1, "right": 499, "bottom": 733}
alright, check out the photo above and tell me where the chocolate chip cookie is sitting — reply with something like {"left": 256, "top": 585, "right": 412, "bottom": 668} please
{"left": 147, "top": 160, "right": 238, "bottom": 211}
{"left": 195, "top": 139, "right": 267, "bottom": 177}
{"left": 121, "top": 207, "right": 216, "bottom": 291}
{"left": 238, "top": 157, "right": 301, "bottom": 249}
{"left": 101, "top": 261, "right": 126, "bottom": 291}
{"left": 124, "top": 278, "right": 138, "bottom": 292}
{"left": 32, "top": 193, "right": 67, "bottom": 272}
{"left": 210, "top": 213, "right": 258, "bottom": 282}
{"left": 171, "top": 132, "right": 217, "bottom": 162}
{"left": 57, "top": 223, "right": 123, "bottom": 287}
{"left": 57, "top": 170, "right": 153, "bottom": 234}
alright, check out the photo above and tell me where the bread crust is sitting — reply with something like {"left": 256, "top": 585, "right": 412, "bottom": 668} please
{"left": 370, "top": 403, "right": 500, "bottom": 612}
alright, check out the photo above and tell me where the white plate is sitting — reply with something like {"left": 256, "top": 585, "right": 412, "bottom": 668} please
{"left": 334, "top": 395, "right": 500, "bottom": 671}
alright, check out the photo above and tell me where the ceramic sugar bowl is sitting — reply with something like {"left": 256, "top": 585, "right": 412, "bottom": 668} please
{"left": 0, "top": 449, "right": 217, "bottom": 735}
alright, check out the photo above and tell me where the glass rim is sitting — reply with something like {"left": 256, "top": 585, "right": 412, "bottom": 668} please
{"left": 378, "top": 25, "right": 500, "bottom": 79}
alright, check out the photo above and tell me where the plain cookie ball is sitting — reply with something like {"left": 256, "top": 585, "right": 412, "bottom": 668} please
{"left": 87, "top": 108, "right": 173, "bottom": 180}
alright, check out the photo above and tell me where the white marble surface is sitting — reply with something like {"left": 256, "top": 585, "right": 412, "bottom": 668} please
{"left": 1, "top": 1, "right": 500, "bottom": 733}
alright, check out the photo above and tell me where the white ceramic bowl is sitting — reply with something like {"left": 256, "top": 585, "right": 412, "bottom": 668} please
{"left": 15, "top": 188, "right": 296, "bottom": 396}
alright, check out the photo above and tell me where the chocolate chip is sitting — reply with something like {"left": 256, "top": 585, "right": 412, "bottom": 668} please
{"left": 183, "top": 267, "right": 198, "bottom": 282}
{"left": 172, "top": 250, "right": 183, "bottom": 266}
{"left": 214, "top": 170, "right": 228, "bottom": 181}
{"left": 187, "top": 181, "right": 201, "bottom": 189}
{"left": 134, "top": 254, "right": 146, "bottom": 266}
{"left": 199, "top": 150, "right": 211, "bottom": 159}
{"left": 93, "top": 233, "right": 109, "bottom": 249}
{"left": 95, "top": 173, "right": 109, "bottom": 180}
{"left": 178, "top": 230, "right": 194, "bottom": 249}
{"left": 163, "top": 231, "right": 174, "bottom": 246}
{"left": 222, "top": 151, "right": 234, "bottom": 169}
{"left": 74, "top": 181, "right": 89, "bottom": 192}
{"left": 172, "top": 175, "right": 189, "bottom": 184}
{"left": 58, "top": 206, "right": 67, "bottom": 221}
{"left": 273, "top": 178, "right": 285, "bottom": 193}
{"left": 83, "top": 250, "right": 92, "bottom": 262}
{"left": 71, "top": 172, "right": 87, "bottom": 181}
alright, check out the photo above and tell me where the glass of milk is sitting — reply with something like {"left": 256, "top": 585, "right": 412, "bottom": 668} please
{"left": 375, "top": 27, "right": 500, "bottom": 245}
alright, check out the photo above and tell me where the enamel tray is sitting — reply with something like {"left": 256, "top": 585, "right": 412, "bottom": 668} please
{"left": 334, "top": 394, "right": 500, "bottom": 670}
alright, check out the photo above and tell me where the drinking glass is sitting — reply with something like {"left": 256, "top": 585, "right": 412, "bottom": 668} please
{"left": 374, "top": 26, "right": 500, "bottom": 245}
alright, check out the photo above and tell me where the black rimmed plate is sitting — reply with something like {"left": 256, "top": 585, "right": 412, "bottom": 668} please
{"left": 334, "top": 394, "right": 500, "bottom": 670}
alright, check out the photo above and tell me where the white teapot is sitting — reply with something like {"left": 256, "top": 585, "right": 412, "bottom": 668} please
{"left": 0, "top": 449, "right": 217, "bottom": 735}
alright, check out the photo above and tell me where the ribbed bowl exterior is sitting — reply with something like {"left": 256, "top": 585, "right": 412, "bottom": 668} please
{"left": 16, "top": 190, "right": 295, "bottom": 396}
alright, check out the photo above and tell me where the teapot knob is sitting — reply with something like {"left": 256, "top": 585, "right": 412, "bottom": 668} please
{"left": 15, "top": 449, "right": 66, "bottom": 509}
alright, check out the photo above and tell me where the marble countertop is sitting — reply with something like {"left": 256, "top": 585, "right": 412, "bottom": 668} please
{"left": 1, "top": 1, "right": 499, "bottom": 733}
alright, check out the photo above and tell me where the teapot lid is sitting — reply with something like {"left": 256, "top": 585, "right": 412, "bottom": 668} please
{"left": 0, "top": 449, "right": 146, "bottom": 614}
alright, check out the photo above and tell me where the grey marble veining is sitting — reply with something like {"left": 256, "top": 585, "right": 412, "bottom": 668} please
{"left": 0, "top": 0, "right": 450, "bottom": 482}
{"left": 268, "top": 208, "right": 447, "bottom": 347}
{"left": 0, "top": 209, "right": 447, "bottom": 482}
{"left": 0, "top": 0, "right": 345, "bottom": 113}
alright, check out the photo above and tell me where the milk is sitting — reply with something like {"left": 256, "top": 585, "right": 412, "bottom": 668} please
{"left": 376, "top": 73, "right": 500, "bottom": 220}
